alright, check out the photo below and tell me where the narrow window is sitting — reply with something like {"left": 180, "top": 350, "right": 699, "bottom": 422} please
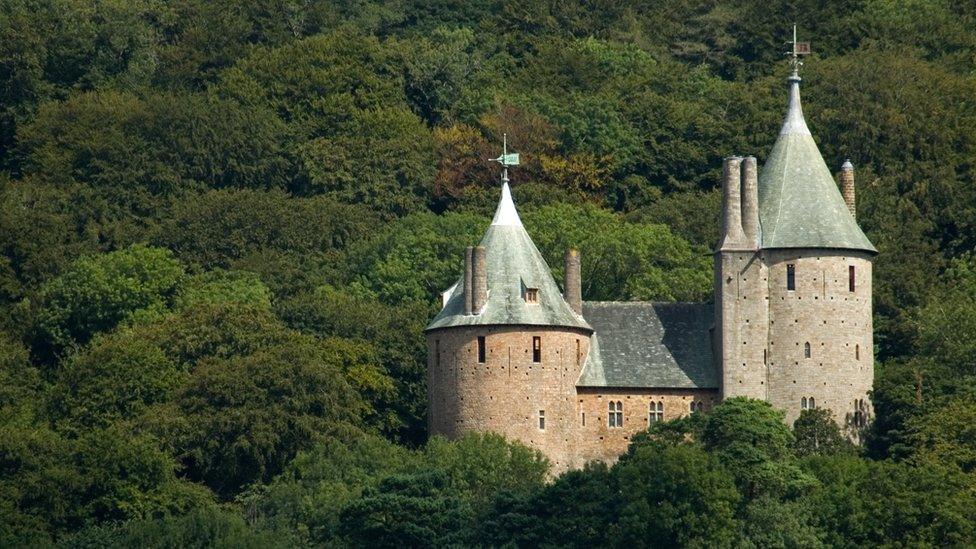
{"left": 801, "top": 397, "right": 808, "bottom": 410}
{"left": 690, "top": 401, "right": 696, "bottom": 413}
{"left": 538, "top": 410, "right": 545, "bottom": 430}
{"left": 615, "top": 401, "right": 623, "bottom": 427}
{"left": 763, "top": 349, "right": 767, "bottom": 365}
{"left": 435, "top": 340, "right": 440, "bottom": 368}
{"left": 582, "top": 412, "right": 585, "bottom": 427}
{"left": 576, "top": 339, "right": 582, "bottom": 366}
{"left": 608, "top": 402, "right": 616, "bottom": 427}
{"left": 786, "top": 263, "right": 796, "bottom": 291}
{"left": 855, "top": 344, "right": 860, "bottom": 360}
{"left": 532, "top": 336, "right": 541, "bottom": 363}
{"left": 525, "top": 288, "right": 539, "bottom": 303}
{"left": 804, "top": 342, "right": 811, "bottom": 359}
{"left": 809, "top": 397, "right": 815, "bottom": 409}
{"left": 849, "top": 265, "right": 856, "bottom": 292}
{"left": 477, "top": 336, "right": 486, "bottom": 363}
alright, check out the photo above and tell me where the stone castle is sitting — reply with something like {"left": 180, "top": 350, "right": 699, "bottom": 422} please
{"left": 424, "top": 68, "right": 875, "bottom": 471}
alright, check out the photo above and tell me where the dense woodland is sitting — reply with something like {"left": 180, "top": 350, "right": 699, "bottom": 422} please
{"left": 2, "top": 0, "right": 976, "bottom": 546}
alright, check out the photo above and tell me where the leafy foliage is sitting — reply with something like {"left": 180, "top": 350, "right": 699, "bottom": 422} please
{"left": 1, "top": 0, "right": 976, "bottom": 544}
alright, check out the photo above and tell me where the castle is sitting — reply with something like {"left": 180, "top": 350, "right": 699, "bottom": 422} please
{"left": 424, "top": 65, "right": 875, "bottom": 471}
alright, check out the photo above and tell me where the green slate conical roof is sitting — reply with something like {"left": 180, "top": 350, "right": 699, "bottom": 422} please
{"left": 758, "top": 74, "right": 876, "bottom": 253}
{"left": 425, "top": 183, "right": 591, "bottom": 332}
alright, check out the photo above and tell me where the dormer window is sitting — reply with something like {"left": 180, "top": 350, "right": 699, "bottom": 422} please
{"left": 524, "top": 288, "right": 539, "bottom": 303}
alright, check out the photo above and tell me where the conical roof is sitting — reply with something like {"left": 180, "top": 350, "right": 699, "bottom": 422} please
{"left": 426, "top": 183, "right": 591, "bottom": 332}
{"left": 758, "top": 75, "right": 876, "bottom": 253}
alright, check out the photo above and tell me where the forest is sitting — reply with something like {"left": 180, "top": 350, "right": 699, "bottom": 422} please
{"left": 1, "top": 0, "right": 976, "bottom": 546}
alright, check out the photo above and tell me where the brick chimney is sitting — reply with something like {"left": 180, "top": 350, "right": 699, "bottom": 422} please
{"left": 471, "top": 245, "right": 488, "bottom": 312}
{"left": 463, "top": 246, "right": 474, "bottom": 315}
{"left": 840, "top": 159, "right": 856, "bottom": 217}
{"left": 741, "top": 156, "right": 759, "bottom": 248}
{"left": 564, "top": 249, "right": 582, "bottom": 315}
{"left": 718, "top": 156, "right": 746, "bottom": 250}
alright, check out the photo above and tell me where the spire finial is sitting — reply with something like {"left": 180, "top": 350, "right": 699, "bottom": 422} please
{"left": 489, "top": 134, "right": 523, "bottom": 226}
{"left": 780, "top": 26, "right": 812, "bottom": 136}
{"left": 785, "top": 24, "right": 811, "bottom": 80}
{"left": 491, "top": 133, "right": 520, "bottom": 186}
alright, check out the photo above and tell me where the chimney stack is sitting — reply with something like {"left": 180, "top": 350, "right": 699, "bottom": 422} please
{"left": 840, "top": 160, "right": 856, "bottom": 217}
{"left": 740, "top": 156, "right": 759, "bottom": 248}
{"left": 719, "top": 156, "right": 746, "bottom": 250}
{"left": 463, "top": 246, "right": 474, "bottom": 315}
{"left": 471, "top": 245, "right": 488, "bottom": 312}
{"left": 564, "top": 249, "right": 582, "bottom": 315}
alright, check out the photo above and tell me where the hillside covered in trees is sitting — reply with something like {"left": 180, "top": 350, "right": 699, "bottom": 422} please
{"left": 2, "top": 0, "right": 976, "bottom": 546}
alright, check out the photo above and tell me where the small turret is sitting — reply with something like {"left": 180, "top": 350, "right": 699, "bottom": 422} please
{"left": 564, "top": 249, "right": 582, "bottom": 315}
{"left": 840, "top": 160, "right": 856, "bottom": 217}
{"left": 741, "top": 156, "right": 759, "bottom": 247}
{"left": 718, "top": 156, "right": 746, "bottom": 251}
{"left": 464, "top": 246, "right": 474, "bottom": 315}
{"left": 471, "top": 245, "right": 487, "bottom": 312}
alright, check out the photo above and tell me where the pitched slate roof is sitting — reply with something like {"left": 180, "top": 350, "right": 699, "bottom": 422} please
{"left": 426, "top": 183, "right": 591, "bottom": 332}
{"left": 577, "top": 301, "right": 716, "bottom": 389}
{"left": 758, "top": 75, "right": 876, "bottom": 253}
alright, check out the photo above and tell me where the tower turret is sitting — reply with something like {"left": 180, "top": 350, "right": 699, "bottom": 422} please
{"left": 425, "top": 138, "right": 592, "bottom": 471}
{"left": 716, "top": 29, "right": 876, "bottom": 437}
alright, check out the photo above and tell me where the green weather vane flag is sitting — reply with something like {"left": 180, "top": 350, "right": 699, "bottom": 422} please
{"left": 491, "top": 133, "right": 520, "bottom": 184}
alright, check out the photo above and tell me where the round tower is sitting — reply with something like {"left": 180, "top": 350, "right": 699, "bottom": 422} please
{"left": 753, "top": 67, "right": 876, "bottom": 436}
{"left": 425, "top": 179, "right": 592, "bottom": 471}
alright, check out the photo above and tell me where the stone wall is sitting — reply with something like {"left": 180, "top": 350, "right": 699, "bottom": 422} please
{"left": 427, "top": 325, "right": 591, "bottom": 472}
{"left": 716, "top": 249, "right": 769, "bottom": 401}
{"left": 764, "top": 250, "right": 874, "bottom": 433}
{"left": 574, "top": 387, "right": 719, "bottom": 466}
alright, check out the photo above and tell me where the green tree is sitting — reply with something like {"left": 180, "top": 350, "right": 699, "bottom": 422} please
{"left": 524, "top": 202, "right": 711, "bottom": 301}
{"left": 338, "top": 470, "right": 473, "bottom": 548}
{"left": 33, "top": 245, "right": 184, "bottom": 356}
{"left": 701, "top": 398, "right": 813, "bottom": 499}
{"left": 145, "top": 334, "right": 372, "bottom": 499}
{"left": 614, "top": 441, "right": 741, "bottom": 548}
{"left": 793, "top": 408, "right": 855, "bottom": 458}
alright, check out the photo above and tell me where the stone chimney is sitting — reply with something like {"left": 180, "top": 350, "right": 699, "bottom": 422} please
{"left": 741, "top": 156, "right": 759, "bottom": 248}
{"left": 471, "top": 245, "right": 488, "bottom": 312}
{"left": 463, "top": 246, "right": 474, "bottom": 315}
{"left": 564, "top": 249, "right": 582, "bottom": 315}
{"left": 718, "top": 156, "right": 746, "bottom": 250}
{"left": 840, "top": 159, "right": 856, "bottom": 217}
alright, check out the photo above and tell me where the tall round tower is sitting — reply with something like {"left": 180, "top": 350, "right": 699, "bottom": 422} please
{"left": 716, "top": 59, "right": 876, "bottom": 437}
{"left": 425, "top": 180, "right": 592, "bottom": 471}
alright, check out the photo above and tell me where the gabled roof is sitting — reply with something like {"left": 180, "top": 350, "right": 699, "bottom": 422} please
{"left": 577, "top": 301, "right": 716, "bottom": 389}
{"left": 758, "top": 75, "right": 876, "bottom": 253}
{"left": 425, "top": 183, "right": 591, "bottom": 332}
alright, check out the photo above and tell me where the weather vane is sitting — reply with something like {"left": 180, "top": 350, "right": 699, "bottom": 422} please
{"left": 490, "top": 133, "right": 520, "bottom": 185}
{"left": 784, "top": 24, "right": 811, "bottom": 77}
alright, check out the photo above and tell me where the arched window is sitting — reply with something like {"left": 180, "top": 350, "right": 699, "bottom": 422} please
{"left": 809, "top": 397, "right": 815, "bottom": 409}
{"left": 855, "top": 344, "right": 860, "bottom": 360}
{"left": 649, "top": 401, "right": 664, "bottom": 423}
{"left": 689, "top": 401, "right": 696, "bottom": 413}
{"left": 804, "top": 342, "right": 811, "bottom": 358}
{"left": 696, "top": 402, "right": 704, "bottom": 412}
{"left": 853, "top": 399, "right": 867, "bottom": 427}
{"left": 801, "top": 397, "right": 808, "bottom": 410}
{"left": 608, "top": 401, "right": 623, "bottom": 428}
